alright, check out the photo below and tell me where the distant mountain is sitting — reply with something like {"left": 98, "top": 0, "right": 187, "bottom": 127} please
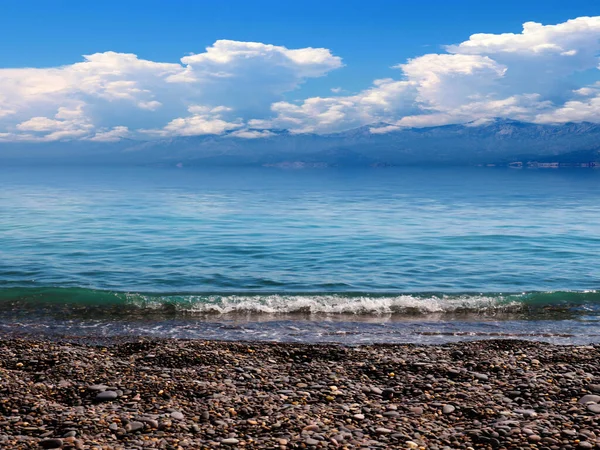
{"left": 2, "top": 119, "right": 600, "bottom": 167}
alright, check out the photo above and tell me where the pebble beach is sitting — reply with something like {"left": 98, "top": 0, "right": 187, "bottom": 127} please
{"left": 0, "top": 338, "right": 599, "bottom": 449}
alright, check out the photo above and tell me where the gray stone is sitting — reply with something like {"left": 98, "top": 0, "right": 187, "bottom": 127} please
{"left": 222, "top": 438, "right": 240, "bottom": 445}
{"left": 126, "top": 421, "right": 144, "bottom": 433}
{"left": 88, "top": 384, "right": 108, "bottom": 392}
{"left": 587, "top": 403, "right": 600, "bottom": 414}
{"left": 95, "top": 390, "right": 118, "bottom": 401}
{"left": 305, "top": 438, "right": 319, "bottom": 446}
{"left": 443, "top": 404, "right": 456, "bottom": 414}
{"left": 170, "top": 411, "right": 184, "bottom": 421}
{"left": 514, "top": 408, "right": 537, "bottom": 418}
{"left": 579, "top": 394, "right": 600, "bottom": 404}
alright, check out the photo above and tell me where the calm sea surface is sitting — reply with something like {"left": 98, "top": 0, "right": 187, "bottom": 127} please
{"left": 1, "top": 166, "right": 599, "bottom": 343}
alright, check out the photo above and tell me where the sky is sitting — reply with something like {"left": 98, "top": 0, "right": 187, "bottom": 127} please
{"left": 1, "top": 0, "right": 600, "bottom": 142}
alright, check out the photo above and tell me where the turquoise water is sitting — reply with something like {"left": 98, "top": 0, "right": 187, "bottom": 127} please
{"left": 1, "top": 166, "right": 599, "bottom": 343}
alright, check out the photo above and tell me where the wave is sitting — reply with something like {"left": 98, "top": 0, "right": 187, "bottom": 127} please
{"left": 1, "top": 287, "right": 599, "bottom": 319}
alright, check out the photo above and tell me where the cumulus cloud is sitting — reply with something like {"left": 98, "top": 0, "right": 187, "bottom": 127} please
{"left": 265, "top": 16, "right": 600, "bottom": 133}
{"left": 447, "top": 16, "right": 600, "bottom": 58}
{"left": 145, "top": 105, "right": 243, "bottom": 137}
{"left": 13, "top": 104, "right": 94, "bottom": 141}
{"left": 260, "top": 79, "right": 418, "bottom": 134}
{"left": 2, "top": 17, "right": 600, "bottom": 141}
{"left": 0, "top": 41, "right": 342, "bottom": 141}
{"left": 88, "top": 126, "right": 130, "bottom": 142}
{"left": 229, "top": 129, "right": 275, "bottom": 139}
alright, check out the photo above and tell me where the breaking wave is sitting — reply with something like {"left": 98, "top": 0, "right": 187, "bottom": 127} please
{"left": 1, "top": 287, "right": 599, "bottom": 319}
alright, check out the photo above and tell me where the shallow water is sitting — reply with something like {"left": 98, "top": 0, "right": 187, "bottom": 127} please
{"left": 1, "top": 166, "right": 599, "bottom": 343}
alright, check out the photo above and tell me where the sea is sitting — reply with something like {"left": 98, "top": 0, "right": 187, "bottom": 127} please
{"left": 1, "top": 166, "right": 599, "bottom": 344}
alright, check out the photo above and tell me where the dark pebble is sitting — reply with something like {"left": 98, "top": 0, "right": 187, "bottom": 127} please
{"left": 39, "top": 439, "right": 63, "bottom": 449}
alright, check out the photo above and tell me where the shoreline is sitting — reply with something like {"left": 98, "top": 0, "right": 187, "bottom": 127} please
{"left": 0, "top": 338, "right": 599, "bottom": 449}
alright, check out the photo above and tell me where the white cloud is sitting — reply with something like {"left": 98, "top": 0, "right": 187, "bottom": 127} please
{"left": 14, "top": 104, "right": 94, "bottom": 141}
{"left": 0, "top": 108, "right": 15, "bottom": 118}
{"left": 178, "top": 40, "right": 341, "bottom": 79}
{"left": 160, "top": 116, "right": 241, "bottom": 136}
{"left": 263, "top": 16, "right": 600, "bottom": 134}
{"left": 88, "top": 126, "right": 130, "bottom": 142}
{"left": 229, "top": 129, "right": 275, "bottom": 139}
{"left": 533, "top": 81, "right": 600, "bottom": 123}
{"left": 146, "top": 105, "right": 243, "bottom": 137}
{"left": 535, "top": 95, "right": 600, "bottom": 123}
{"left": 2, "top": 18, "right": 600, "bottom": 141}
{"left": 0, "top": 41, "right": 342, "bottom": 141}
{"left": 447, "top": 16, "right": 600, "bottom": 58}
{"left": 369, "top": 125, "right": 401, "bottom": 134}
{"left": 262, "top": 78, "right": 418, "bottom": 134}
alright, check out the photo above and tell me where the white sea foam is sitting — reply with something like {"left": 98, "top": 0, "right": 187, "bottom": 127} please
{"left": 126, "top": 293, "right": 524, "bottom": 315}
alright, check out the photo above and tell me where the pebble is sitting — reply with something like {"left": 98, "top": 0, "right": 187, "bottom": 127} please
{"left": 587, "top": 403, "right": 600, "bottom": 413}
{"left": 87, "top": 384, "right": 108, "bottom": 391}
{"left": 40, "top": 439, "right": 63, "bottom": 449}
{"left": 443, "top": 404, "right": 456, "bottom": 414}
{"left": 382, "top": 388, "right": 395, "bottom": 400}
{"left": 170, "top": 411, "right": 184, "bottom": 420}
{"left": 0, "top": 338, "right": 597, "bottom": 450}
{"left": 125, "top": 421, "right": 144, "bottom": 433}
{"left": 95, "top": 390, "right": 118, "bottom": 401}
{"left": 579, "top": 394, "right": 600, "bottom": 404}
{"left": 514, "top": 408, "right": 537, "bottom": 418}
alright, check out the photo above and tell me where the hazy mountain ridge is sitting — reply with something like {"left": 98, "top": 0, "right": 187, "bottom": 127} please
{"left": 2, "top": 119, "right": 600, "bottom": 166}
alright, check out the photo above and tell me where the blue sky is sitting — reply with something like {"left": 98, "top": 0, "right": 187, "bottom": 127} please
{"left": 1, "top": 0, "right": 600, "bottom": 142}
{"left": 2, "top": 0, "right": 597, "bottom": 94}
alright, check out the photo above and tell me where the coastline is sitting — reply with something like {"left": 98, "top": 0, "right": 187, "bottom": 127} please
{"left": 1, "top": 338, "right": 598, "bottom": 449}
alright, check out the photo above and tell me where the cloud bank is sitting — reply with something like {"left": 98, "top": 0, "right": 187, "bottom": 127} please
{"left": 1, "top": 16, "right": 600, "bottom": 142}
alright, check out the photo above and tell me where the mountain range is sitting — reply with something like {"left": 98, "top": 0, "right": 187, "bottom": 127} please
{"left": 2, "top": 119, "right": 600, "bottom": 167}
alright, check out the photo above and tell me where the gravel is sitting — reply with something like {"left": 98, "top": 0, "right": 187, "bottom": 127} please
{"left": 0, "top": 338, "right": 599, "bottom": 449}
